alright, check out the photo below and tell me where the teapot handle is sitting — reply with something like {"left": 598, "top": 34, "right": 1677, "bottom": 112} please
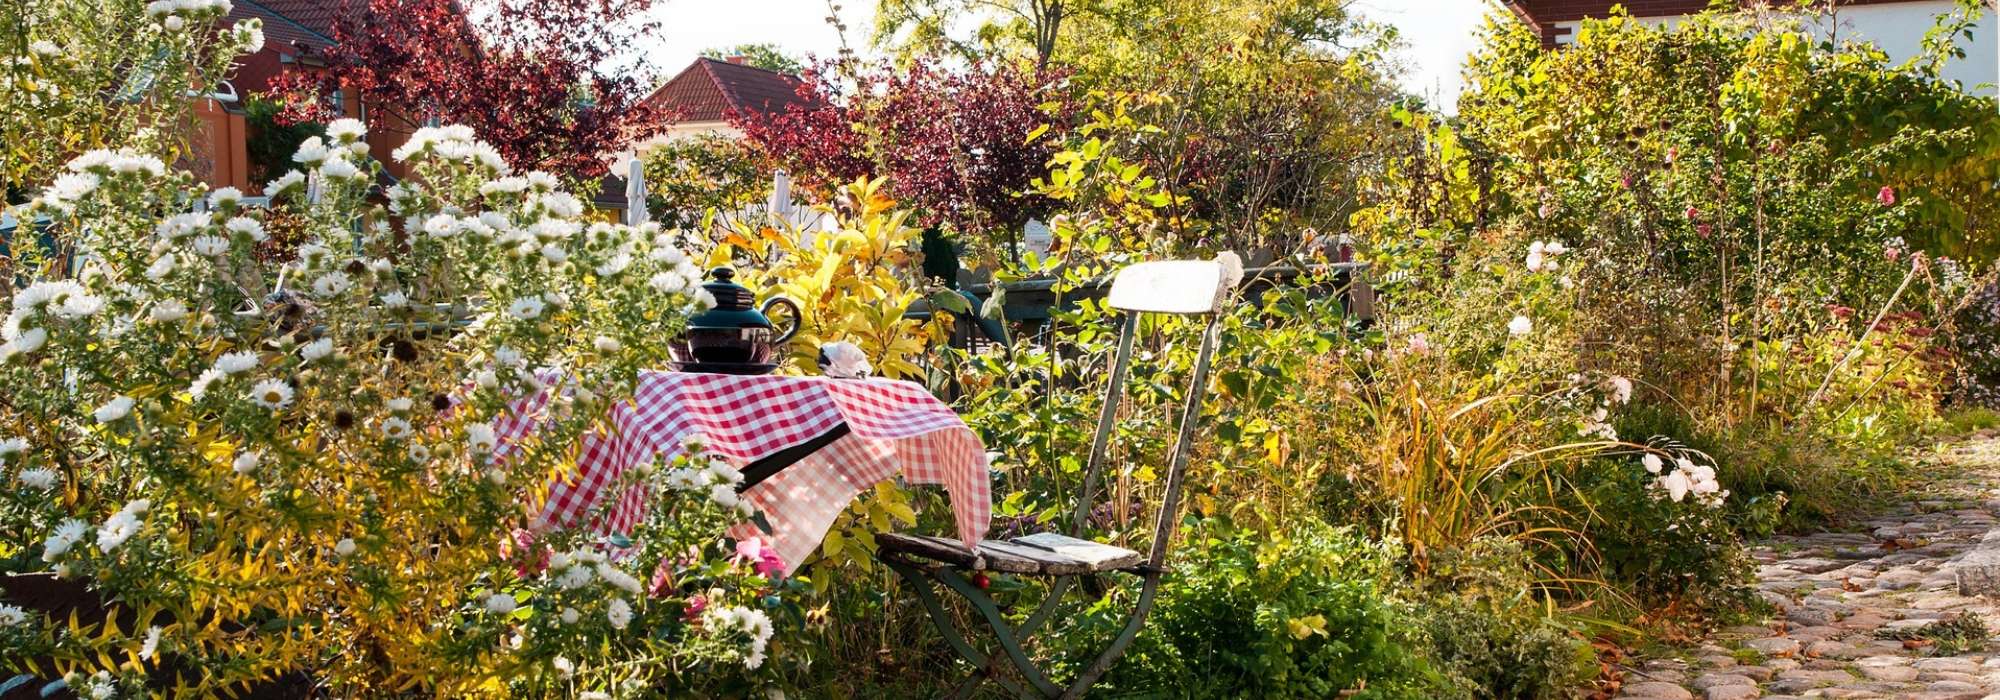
{"left": 762, "top": 296, "right": 802, "bottom": 344}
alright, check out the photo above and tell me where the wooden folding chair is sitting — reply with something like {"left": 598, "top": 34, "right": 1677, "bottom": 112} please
{"left": 877, "top": 258, "right": 1237, "bottom": 699}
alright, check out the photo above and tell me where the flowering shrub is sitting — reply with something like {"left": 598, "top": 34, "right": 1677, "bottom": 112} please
{"left": 0, "top": 121, "right": 787, "bottom": 695}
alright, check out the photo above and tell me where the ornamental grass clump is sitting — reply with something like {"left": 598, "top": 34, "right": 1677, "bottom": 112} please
{"left": 0, "top": 121, "right": 788, "bottom": 696}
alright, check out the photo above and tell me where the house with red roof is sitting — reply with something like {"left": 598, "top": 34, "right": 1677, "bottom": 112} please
{"left": 189, "top": 0, "right": 420, "bottom": 193}
{"left": 1504, "top": 0, "right": 1995, "bottom": 92}
{"left": 621, "top": 56, "right": 811, "bottom": 154}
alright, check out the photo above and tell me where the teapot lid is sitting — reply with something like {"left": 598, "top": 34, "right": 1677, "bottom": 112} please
{"left": 689, "top": 267, "right": 772, "bottom": 329}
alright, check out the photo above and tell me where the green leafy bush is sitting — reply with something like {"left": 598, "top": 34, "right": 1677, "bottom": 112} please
{"left": 1084, "top": 518, "right": 1445, "bottom": 698}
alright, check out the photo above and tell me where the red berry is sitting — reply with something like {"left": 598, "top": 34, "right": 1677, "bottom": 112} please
{"left": 972, "top": 573, "right": 991, "bottom": 589}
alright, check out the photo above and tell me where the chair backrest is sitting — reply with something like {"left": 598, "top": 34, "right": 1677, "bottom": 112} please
{"left": 1070, "top": 257, "right": 1238, "bottom": 568}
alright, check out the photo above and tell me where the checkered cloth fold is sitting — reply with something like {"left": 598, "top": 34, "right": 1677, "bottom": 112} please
{"left": 529, "top": 371, "right": 991, "bottom": 575}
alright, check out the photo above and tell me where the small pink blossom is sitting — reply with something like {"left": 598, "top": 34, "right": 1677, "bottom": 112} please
{"left": 1696, "top": 223, "right": 1713, "bottom": 238}
{"left": 1665, "top": 146, "right": 1678, "bottom": 164}
{"left": 1407, "top": 333, "right": 1431, "bottom": 356}
{"left": 1684, "top": 206, "right": 1700, "bottom": 221}
{"left": 735, "top": 537, "right": 786, "bottom": 578}
{"left": 683, "top": 594, "right": 708, "bottom": 622}
{"left": 1877, "top": 185, "right": 1897, "bottom": 206}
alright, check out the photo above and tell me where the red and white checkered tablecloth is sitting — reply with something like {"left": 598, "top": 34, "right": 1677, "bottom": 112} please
{"left": 523, "top": 371, "right": 991, "bottom": 575}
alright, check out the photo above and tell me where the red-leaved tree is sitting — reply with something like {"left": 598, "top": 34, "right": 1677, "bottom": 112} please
{"left": 271, "top": 0, "right": 668, "bottom": 180}
{"left": 736, "top": 60, "right": 1075, "bottom": 248}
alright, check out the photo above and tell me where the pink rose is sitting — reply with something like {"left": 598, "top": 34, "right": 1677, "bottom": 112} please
{"left": 1878, "top": 185, "right": 1897, "bottom": 206}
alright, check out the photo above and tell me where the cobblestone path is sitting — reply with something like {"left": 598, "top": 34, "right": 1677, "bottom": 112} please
{"left": 1613, "top": 439, "right": 2000, "bottom": 700}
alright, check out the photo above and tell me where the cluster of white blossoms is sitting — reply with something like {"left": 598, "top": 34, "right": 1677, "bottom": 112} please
{"left": 662, "top": 435, "right": 751, "bottom": 515}
{"left": 95, "top": 499, "right": 151, "bottom": 553}
{"left": 391, "top": 124, "right": 509, "bottom": 172}
{"left": 703, "top": 606, "right": 775, "bottom": 669}
{"left": 2, "top": 280, "right": 103, "bottom": 360}
{"left": 1642, "top": 452, "right": 1727, "bottom": 507}
{"left": 1524, "top": 240, "right": 1567, "bottom": 273}
{"left": 1574, "top": 373, "right": 1633, "bottom": 440}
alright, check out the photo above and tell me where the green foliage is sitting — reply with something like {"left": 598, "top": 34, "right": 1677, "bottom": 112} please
{"left": 640, "top": 134, "right": 769, "bottom": 232}
{"left": 243, "top": 97, "right": 325, "bottom": 182}
{"left": 1087, "top": 518, "right": 1447, "bottom": 698}
{"left": 1877, "top": 613, "right": 1989, "bottom": 656}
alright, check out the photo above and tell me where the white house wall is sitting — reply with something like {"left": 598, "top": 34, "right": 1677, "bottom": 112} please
{"left": 1551, "top": 1, "right": 1996, "bottom": 95}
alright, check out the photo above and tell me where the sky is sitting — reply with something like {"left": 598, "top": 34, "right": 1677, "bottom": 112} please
{"left": 640, "top": 0, "right": 1497, "bottom": 109}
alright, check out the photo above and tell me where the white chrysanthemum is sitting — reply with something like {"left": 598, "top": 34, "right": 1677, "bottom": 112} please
{"left": 480, "top": 177, "right": 528, "bottom": 196}
{"left": 16, "top": 468, "right": 57, "bottom": 490}
{"left": 109, "top": 152, "right": 165, "bottom": 176}
{"left": 380, "top": 291, "right": 409, "bottom": 308}
{"left": 233, "top": 19, "right": 264, "bottom": 52}
{"left": 380, "top": 417, "right": 413, "bottom": 441}
{"left": 188, "top": 367, "right": 226, "bottom": 399}
{"left": 485, "top": 593, "right": 517, "bottom": 615}
{"left": 232, "top": 450, "right": 260, "bottom": 475}
{"left": 319, "top": 158, "right": 362, "bottom": 181}
{"left": 93, "top": 396, "right": 135, "bottom": 423}
{"left": 311, "top": 271, "right": 353, "bottom": 298}
{"left": 596, "top": 563, "right": 643, "bottom": 595}
{"left": 191, "top": 235, "right": 229, "bottom": 256}
{"left": 708, "top": 483, "right": 739, "bottom": 508}
{"left": 539, "top": 244, "right": 568, "bottom": 264}
{"left": 421, "top": 213, "right": 461, "bottom": 238}
{"left": 249, "top": 379, "right": 295, "bottom": 409}
{"left": 42, "top": 519, "right": 88, "bottom": 561}
{"left": 215, "top": 350, "right": 258, "bottom": 375}
{"left": 506, "top": 296, "right": 545, "bottom": 321}
{"left": 267, "top": 170, "right": 305, "bottom": 194}
{"left": 466, "top": 422, "right": 497, "bottom": 454}
{"left": 0, "top": 437, "right": 26, "bottom": 456}
{"left": 0, "top": 603, "right": 26, "bottom": 627}
{"left": 1507, "top": 315, "right": 1533, "bottom": 337}
{"left": 648, "top": 271, "right": 686, "bottom": 294}
{"left": 96, "top": 500, "right": 149, "bottom": 552}
{"left": 299, "top": 337, "right": 334, "bottom": 363}
{"left": 327, "top": 118, "right": 367, "bottom": 142}
{"left": 149, "top": 299, "right": 188, "bottom": 323}
{"left": 224, "top": 216, "right": 266, "bottom": 241}
{"left": 209, "top": 186, "right": 243, "bottom": 208}
{"left": 542, "top": 564, "right": 587, "bottom": 591}
{"left": 293, "top": 136, "right": 330, "bottom": 165}
{"left": 145, "top": 255, "right": 179, "bottom": 281}
{"left": 606, "top": 597, "right": 633, "bottom": 630}
{"left": 386, "top": 397, "right": 413, "bottom": 413}
{"left": 140, "top": 625, "right": 162, "bottom": 660}
{"left": 47, "top": 172, "right": 100, "bottom": 205}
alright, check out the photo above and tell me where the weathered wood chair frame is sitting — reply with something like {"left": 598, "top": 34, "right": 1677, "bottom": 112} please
{"left": 877, "top": 259, "right": 1236, "bottom": 699}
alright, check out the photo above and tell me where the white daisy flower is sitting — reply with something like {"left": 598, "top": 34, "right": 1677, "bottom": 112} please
{"left": 300, "top": 337, "right": 334, "bottom": 363}
{"left": 380, "top": 291, "right": 409, "bottom": 308}
{"left": 249, "top": 379, "right": 295, "bottom": 409}
{"left": 0, "top": 604, "right": 27, "bottom": 627}
{"left": 209, "top": 186, "right": 243, "bottom": 208}
{"left": 93, "top": 395, "right": 135, "bottom": 423}
{"left": 16, "top": 468, "right": 57, "bottom": 490}
{"left": 485, "top": 593, "right": 517, "bottom": 615}
{"left": 327, "top": 118, "right": 367, "bottom": 142}
{"left": 215, "top": 350, "right": 259, "bottom": 375}
{"left": 311, "top": 271, "right": 352, "bottom": 297}
{"left": 42, "top": 519, "right": 88, "bottom": 561}
{"left": 606, "top": 597, "right": 632, "bottom": 629}
{"left": 0, "top": 437, "right": 26, "bottom": 456}
{"left": 380, "top": 417, "right": 413, "bottom": 440}
{"left": 466, "top": 422, "right": 497, "bottom": 454}
{"left": 232, "top": 451, "right": 260, "bottom": 475}
{"left": 224, "top": 216, "right": 265, "bottom": 241}
{"left": 407, "top": 444, "right": 431, "bottom": 463}
{"left": 506, "top": 296, "right": 545, "bottom": 321}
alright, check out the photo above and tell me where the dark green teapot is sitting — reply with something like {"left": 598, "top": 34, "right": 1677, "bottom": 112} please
{"left": 671, "top": 267, "right": 800, "bottom": 374}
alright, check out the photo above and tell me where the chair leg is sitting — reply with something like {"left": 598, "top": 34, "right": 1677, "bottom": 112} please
{"left": 1059, "top": 571, "right": 1166, "bottom": 700}
{"left": 885, "top": 558, "right": 1065, "bottom": 698}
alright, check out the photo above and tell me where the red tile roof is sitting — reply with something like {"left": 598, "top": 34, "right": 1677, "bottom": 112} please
{"left": 645, "top": 58, "right": 810, "bottom": 123}
{"left": 244, "top": 0, "right": 349, "bottom": 41}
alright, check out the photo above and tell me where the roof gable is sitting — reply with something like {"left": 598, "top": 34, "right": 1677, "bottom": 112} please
{"left": 646, "top": 57, "right": 810, "bottom": 123}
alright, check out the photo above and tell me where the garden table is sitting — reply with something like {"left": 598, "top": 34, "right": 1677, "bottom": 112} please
{"left": 525, "top": 371, "right": 992, "bottom": 575}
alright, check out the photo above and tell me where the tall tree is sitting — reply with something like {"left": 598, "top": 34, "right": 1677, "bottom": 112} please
{"left": 734, "top": 59, "right": 1076, "bottom": 260}
{"left": 271, "top": 0, "right": 668, "bottom": 179}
